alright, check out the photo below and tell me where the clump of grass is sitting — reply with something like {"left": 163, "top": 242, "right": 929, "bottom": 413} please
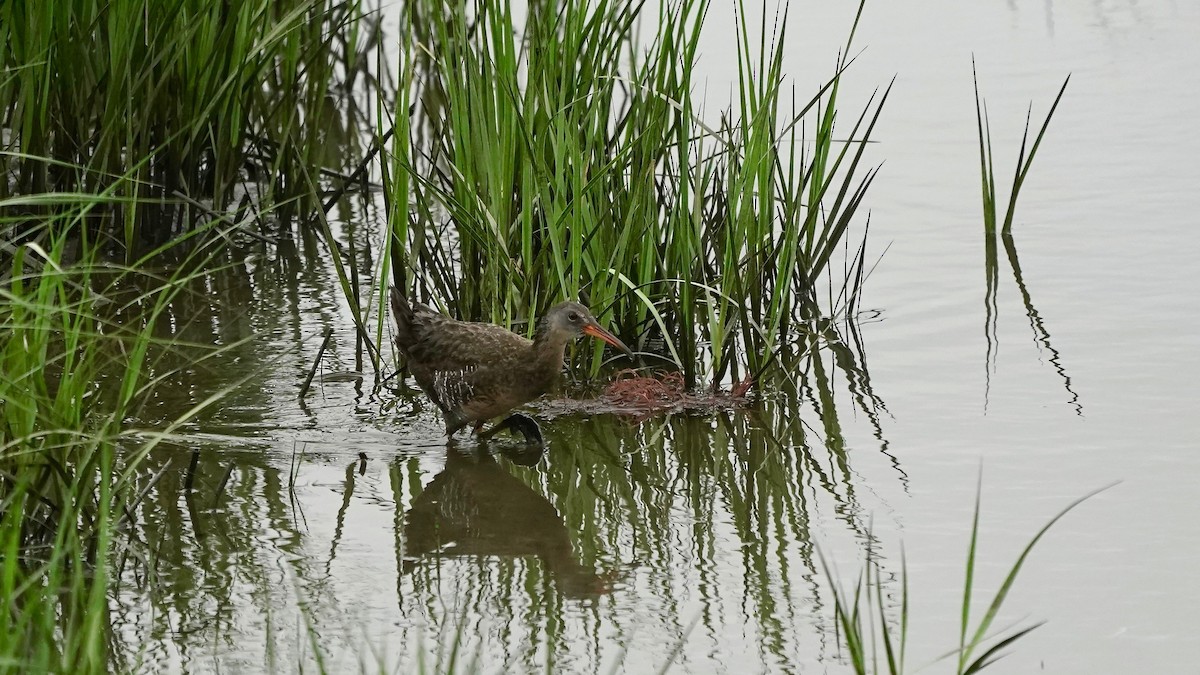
{"left": 0, "top": 181, "right": 248, "bottom": 670}
{"left": 379, "top": 0, "right": 886, "bottom": 388}
{"left": 974, "top": 64, "right": 1079, "bottom": 413}
{"left": 822, "top": 481, "right": 1113, "bottom": 675}
{"left": 0, "top": 0, "right": 370, "bottom": 253}
{"left": 973, "top": 60, "right": 1069, "bottom": 235}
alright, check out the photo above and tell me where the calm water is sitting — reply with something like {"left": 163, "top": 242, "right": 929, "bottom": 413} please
{"left": 111, "top": 1, "right": 1200, "bottom": 673}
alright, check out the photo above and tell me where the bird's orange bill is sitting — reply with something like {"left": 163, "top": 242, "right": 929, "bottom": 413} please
{"left": 583, "top": 323, "right": 634, "bottom": 358}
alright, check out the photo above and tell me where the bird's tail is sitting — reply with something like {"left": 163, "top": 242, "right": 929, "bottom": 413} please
{"left": 389, "top": 286, "right": 416, "bottom": 350}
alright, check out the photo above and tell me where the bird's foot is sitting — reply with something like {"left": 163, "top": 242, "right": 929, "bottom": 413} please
{"left": 478, "top": 413, "right": 544, "bottom": 446}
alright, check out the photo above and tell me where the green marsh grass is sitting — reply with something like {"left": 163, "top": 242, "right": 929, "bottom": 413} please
{"left": 0, "top": 0, "right": 370, "bottom": 253}
{"left": 974, "top": 65, "right": 1079, "bottom": 412}
{"left": 822, "top": 482, "right": 1113, "bottom": 675}
{"left": 973, "top": 62, "right": 1069, "bottom": 235}
{"left": 373, "top": 0, "right": 886, "bottom": 387}
{"left": 0, "top": 184, "right": 252, "bottom": 670}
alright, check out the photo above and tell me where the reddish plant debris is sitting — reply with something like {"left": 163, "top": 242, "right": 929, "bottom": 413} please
{"left": 603, "top": 369, "right": 688, "bottom": 405}
{"left": 600, "top": 369, "right": 754, "bottom": 419}
{"left": 536, "top": 370, "right": 754, "bottom": 421}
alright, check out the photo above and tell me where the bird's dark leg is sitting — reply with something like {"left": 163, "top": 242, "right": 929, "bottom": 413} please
{"left": 504, "top": 414, "right": 544, "bottom": 445}
{"left": 477, "top": 413, "right": 544, "bottom": 445}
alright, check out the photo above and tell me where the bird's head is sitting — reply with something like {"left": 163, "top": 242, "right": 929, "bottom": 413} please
{"left": 541, "top": 301, "right": 633, "bottom": 358}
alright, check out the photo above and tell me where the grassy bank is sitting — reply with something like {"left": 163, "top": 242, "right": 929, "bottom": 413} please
{"left": 1, "top": 16, "right": 372, "bottom": 661}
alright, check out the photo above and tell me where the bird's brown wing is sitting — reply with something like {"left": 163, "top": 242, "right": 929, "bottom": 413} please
{"left": 398, "top": 309, "right": 533, "bottom": 431}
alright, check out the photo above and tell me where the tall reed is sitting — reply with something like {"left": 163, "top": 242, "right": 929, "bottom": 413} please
{"left": 0, "top": 0, "right": 367, "bottom": 253}
{"left": 381, "top": 0, "right": 886, "bottom": 386}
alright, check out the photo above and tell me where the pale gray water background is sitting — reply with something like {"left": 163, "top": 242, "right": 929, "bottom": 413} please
{"left": 755, "top": 2, "right": 1200, "bottom": 673}
{"left": 111, "top": 1, "right": 1200, "bottom": 673}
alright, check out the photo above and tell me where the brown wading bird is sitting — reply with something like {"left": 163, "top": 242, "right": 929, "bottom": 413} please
{"left": 390, "top": 287, "right": 633, "bottom": 444}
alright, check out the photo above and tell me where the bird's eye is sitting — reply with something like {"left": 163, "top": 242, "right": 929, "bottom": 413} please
{"left": 567, "top": 311, "right": 580, "bottom": 322}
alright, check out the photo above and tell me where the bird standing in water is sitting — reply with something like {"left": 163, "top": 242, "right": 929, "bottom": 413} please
{"left": 390, "top": 287, "right": 632, "bottom": 443}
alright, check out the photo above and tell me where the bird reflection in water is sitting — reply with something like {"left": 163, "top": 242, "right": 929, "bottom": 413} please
{"left": 401, "top": 445, "right": 615, "bottom": 597}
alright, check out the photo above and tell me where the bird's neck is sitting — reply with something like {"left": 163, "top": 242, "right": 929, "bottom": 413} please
{"left": 531, "top": 317, "right": 554, "bottom": 346}
{"left": 530, "top": 322, "right": 572, "bottom": 388}
{"left": 531, "top": 330, "right": 569, "bottom": 367}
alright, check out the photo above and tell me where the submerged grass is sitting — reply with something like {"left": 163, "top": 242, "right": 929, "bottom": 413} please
{"left": 374, "top": 0, "right": 886, "bottom": 387}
